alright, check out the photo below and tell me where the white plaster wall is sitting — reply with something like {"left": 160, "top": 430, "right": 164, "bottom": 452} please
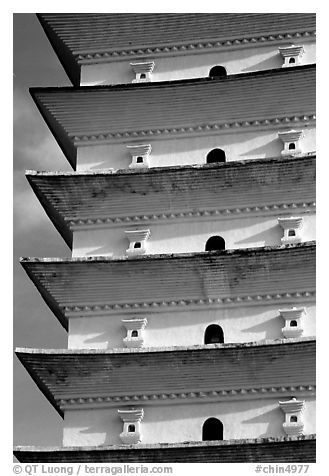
{"left": 76, "top": 126, "right": 315, "bottom": 171}
{"left": 63, "top": 397, "right": 315, "bottom": 446}
{"left": 80, "top": 42, "right": 316, "bottom": 85}
{"left": 67, "top": 302, "right": 315, "bottom": 350}
{"left": 72, "top": 213, "right": 315, "bottom": 258}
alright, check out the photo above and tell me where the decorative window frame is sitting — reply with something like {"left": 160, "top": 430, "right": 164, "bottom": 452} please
{"left": 277, "top": 216, "right": 303, "bottom": 244}
{"left": 122, "top": 318, "right": 148, "bottom": 348}
{"left": 118, "top": 408, "right": 144, "bottom": 444}
{"left": 279, "top": 307, "right": 305, "bottom": 338}
{"left": 125, "top": 229, "right": 151, "bottom": 256}
{"left": 127, "top": 144, "right": 152, "bottom": 169}
{"left": 130, "top": 61, "right": 155, "bottom": 83}
{"left": 278, "top": 130, "right": 303, "bottom": 157}
{"left": 279, "top": 45, "right": 305, "bottom": 68}
{"left": 279, "top": 398, "right": 305, "bottom": 436}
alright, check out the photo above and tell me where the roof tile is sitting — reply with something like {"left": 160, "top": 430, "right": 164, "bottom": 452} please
{"left": 14, "top": 434, "right": 316, "bottom": 462}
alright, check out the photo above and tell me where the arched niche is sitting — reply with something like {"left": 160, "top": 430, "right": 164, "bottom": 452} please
{"left": 209, "top": 65, "right": 227, "bottom": 78}
{"left": 205, "top": 236, "right": 226, "bottom": 251}
{"left": 206, "top": 148, "right": 226, "bottom": 164}
{"left": 204, "top": 324, "right": 224, "bottom": 344}
{"left": 202, "top": 418, "right": 224, "bottom": 441}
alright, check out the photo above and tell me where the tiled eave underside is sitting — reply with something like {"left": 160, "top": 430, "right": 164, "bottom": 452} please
{"left": 15, "top": 339, "right": 315, "bottom": 416}
{"left": 20, "top": 243, "right": 315, "bottom": 329}
{"left": 74, "top": 31, "right": 316, "bottom": 64}
{"left": 13, "top": 434, "right": 316, "bottom": 463}
{"left": 37, "top": 12, "right": 315, "bottom": 62}
{"left": 27, "top": 156, "right": 316, "bottom": 240}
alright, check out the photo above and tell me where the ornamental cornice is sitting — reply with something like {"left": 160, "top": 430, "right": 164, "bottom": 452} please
{"left": 63, "top": 290, "right": 315, "bottom": 317}
{"left": 279, "top": 398, "right": 305, "bottom": 414}
{"left": 279, "top": 307, "right": 306, "bottom": 321}
{"left": 130, "top": 61, "right": 155, "bottom": 73}
{"left": 118, "top": 408, "right": 144, "bottom": 422}
{"left": 67, "top": 201, "right": 316, "bottom": 231}
{"left": 57, "top": 384, "right": 316, "bottom": 410}
{"left": 278, "top": 130, "right": 304, "bottom": 143}
{"left": 279, "top": 45, "right": 305, "bottom": 58}
{"left": 75, "top": 30, "right": 315, "bottom": 64}
{"left": 71, "top": 114, "right": 316, "bottom": 145}
{"left": 122, "top": 318, "right": 148, "bottom": 331}
{"left": 126, "top": 144, "right": 152, "bottom": 156}
{"left": 278, "top": 216, "right": 304, "bottom": 230}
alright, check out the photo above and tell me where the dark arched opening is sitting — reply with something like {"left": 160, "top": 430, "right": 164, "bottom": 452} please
{"left": 206, "top": 148, "right": 226, "bottom": 164}
{"left": 205, "top": 236, "right": 225, "bottom": 251}
{"left": 209, "top": 66, "right": 227, "bottom": 78}
{"left": 289, "top": 58, "right": 296, "bottom": 64}
{"left": 202, "top": 418, "right": 223, "bottom": 441}
{"left": 204, "top": 324, "right": 224, "bottom": 344}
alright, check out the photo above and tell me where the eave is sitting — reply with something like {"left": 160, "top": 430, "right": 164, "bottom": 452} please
{"left": 26, "top": 155, "right": 316, "bottom": 249}
{"left": 37, "top": 13, "right": 315, "bottom": 87}
{"left": 20, "top": 242, "right": 316, "bottom": 330}
{"left": 15, "top": 338, "right": 316, "bottom": 417}
{"left": 30, "top": 65, "right": 315, "bottom": 170}
{"left": 36, "top": 14, "right": 79, "bottom": 87}
{"left": 14, "top": 434, "right": 316, "bottom": 463}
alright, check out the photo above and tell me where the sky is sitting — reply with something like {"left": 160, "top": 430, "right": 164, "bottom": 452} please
{"left": 13, "top": 13, "right": 72, "bottom": 447}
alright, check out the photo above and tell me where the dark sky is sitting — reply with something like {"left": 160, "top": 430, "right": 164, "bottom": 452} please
{"left": 13, "top": 13, "right": 72, "bottom": 447}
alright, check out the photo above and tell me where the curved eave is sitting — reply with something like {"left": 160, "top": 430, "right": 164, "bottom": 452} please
{"left": 20, "top": 257, "right": 68, "bottom": 330}
{"left": 27, "top": 171, "right": 72, "bottom": 250}
{"left": 29, "top": 65, "right": 315, "bottom": 170}
{"left": 36, "top": 14, "right": 79, "bottom": 86}
{"left": 15, "top": 338, "right": 316, "bottom": 417}
{"left": 20, "top": 242, "right": 315, "bottom": 330}
{"left": 30, "top": 88, "right": 77, "bottom": 170}
{"left": 26, "top": 154, "right": 316, "bottom": 247}
{"left": 14, "top": 434, "right": 316, "bottom": 463}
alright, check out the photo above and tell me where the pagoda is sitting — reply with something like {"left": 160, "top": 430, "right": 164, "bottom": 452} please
{"left": 14, "top": 14, "right": 316, "bottom": 463}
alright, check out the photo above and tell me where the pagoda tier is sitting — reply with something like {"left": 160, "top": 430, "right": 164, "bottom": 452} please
{"left": 37, "top": 13, "right": 315, "bottom": 86}
{"left": 20, "top": 242, "right": 315, "bottom": 330}
{"left": 15, "top": 338, "right": 315, "bottom": 416}
{"left": 26, "top": 155, "right": 315, "bottom": 250}
{"left": 30, "top": 65, "right": 315, "bottom": 169}
{"left": 14, "top": 434, "right": 316, "bottom": 463}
